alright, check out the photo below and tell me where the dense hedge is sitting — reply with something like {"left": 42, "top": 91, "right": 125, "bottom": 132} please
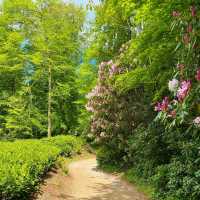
{"left": 0, "top": 135, "right": 83, "bottom": 200}
{"left": 41, "top": 135, "right": 83, "bottom": 156}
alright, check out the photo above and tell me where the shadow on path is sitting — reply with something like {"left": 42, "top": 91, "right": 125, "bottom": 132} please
{"left": 36, "top": 158, "right": 148, "bottom": 200}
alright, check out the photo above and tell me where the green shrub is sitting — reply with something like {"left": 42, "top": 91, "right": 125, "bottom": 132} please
{"left": 42, "top": 135, "right": 84, "bottom": 156}
{"left": 153, "top": 149, "right": 200, "bottom": 200}
{"left": 97, "top": 145, "right": 116, "bottom": 167}
{"left": 96, "top": 144, "right": 126, "bottom": 168}
{"left": 124, "top": 168, "right": 154, "bottom": 197}
{"left": 0, "top": 135, "right": 83, "bottom": 199}
{"left": 125, "top": 123, "right": 172, "bottom": 177}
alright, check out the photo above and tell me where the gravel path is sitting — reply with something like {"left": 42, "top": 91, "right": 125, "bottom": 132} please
{"left": 37, "top": 158, "right": 148, "bottom": 200}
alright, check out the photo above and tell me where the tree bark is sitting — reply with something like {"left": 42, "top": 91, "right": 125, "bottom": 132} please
{"left": 48, "top": 64, "right": 52, "bottom": 137}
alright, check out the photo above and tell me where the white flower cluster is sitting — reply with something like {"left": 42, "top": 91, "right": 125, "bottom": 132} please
{"left": 193, "top": 117, "right": 200, "bottom": 127}
{"left": 168, "top": 79, "right": 179, "bottom": 92}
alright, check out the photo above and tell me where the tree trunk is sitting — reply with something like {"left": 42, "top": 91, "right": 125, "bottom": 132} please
{"left": 48, "top": 65, "right": 52, "bottom": 137}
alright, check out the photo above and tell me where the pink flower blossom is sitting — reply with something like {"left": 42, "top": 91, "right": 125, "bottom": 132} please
{"left": 190, "top": 5, "right": 196, "bottom": 17}
{"left": 109, "top": 64, "right": 120, "bottom": 76}
{"left": 177, "top": 80, "right": 191, "bottom": 101}
{"left": 155, "top": 97, "right": 169, "bottom": 112}
{"left": 195, "top": 69, "right": 200, "bottom": 81}
{"left": 172, "top": 11, "right": 181, "bottom": 17}
{"left": 155, "top": 102, "right": 162, "bottom": 111}
{"left": 107, "top": 60, "right": 113, "bottom": 65}
{"left": 161, "top": 97, "right": 169, "bottom": 111}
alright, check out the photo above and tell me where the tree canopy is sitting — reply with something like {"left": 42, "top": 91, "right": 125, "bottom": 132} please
{"left": 0, "top": 0, "right": 85, "bottom": 138}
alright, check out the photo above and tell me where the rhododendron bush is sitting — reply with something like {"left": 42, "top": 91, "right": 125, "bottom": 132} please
{"left": 155, "top": 5, "right": 200, "bottom": 130}
{"left": 151, "top": 4, "right": 200, "bottom": 199}
{"left": 86, "top": 57, "right": 151, "bottom": 165}
{"left": 86, "top": 61, "right": 133, "bottom": 143}
{"left": 86, "top": 61, "right": 122, "bottom": 139}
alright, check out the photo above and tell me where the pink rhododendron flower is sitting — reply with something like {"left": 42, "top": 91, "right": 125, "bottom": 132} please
{"left": 155, "top": 102, "right": 162, "bottom": 111}
{"left": 107, "top": 60, "right": 113, "bottom": 65}
{"left": 161, "top": 97, "right": 169, "bottom": 111}
{"left": 190, "top": 5, "right": 196, "bottom": 17}
{"left": 172, "top": 11, "right": 181, "bottom": 17}
{"left": 193, "top": 117, "right": 200, "bottom": 127}
{"left": 195, "top": 69, "right": 200, "bottom": 81}
{"left": 155, "top": 97, "right": 169, "bottom": 112}
{"left": 86, "top": 85, "right": 108, "bottom": 99}
{"left": 109, "top": 64, "right": 117, "bottom": 74}
{"left": 177, "top": 80, "right": 191, "bottom": 101}
{"left": 109, "top": 64, "right": 122, "bottom": 77}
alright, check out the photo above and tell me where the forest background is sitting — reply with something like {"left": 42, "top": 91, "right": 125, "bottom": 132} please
{"left": 0, "top": 0, "right": 200, "bottom": 200}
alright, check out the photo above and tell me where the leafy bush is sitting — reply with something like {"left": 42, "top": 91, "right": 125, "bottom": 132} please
{"left": 152, "top": 129, "right": 200, "bottom": 200}
{"left": 0, "top": 135, "right": 83, "bottom": 200}
{"left": 128, "top": 123, "right": 176, "bottom": 174}
{"left": 42, "top": 135, "right": 84, "bottom": 156}
{"left": 153, "top": 158, "right": 200, "bottom": 200}
{"left": 97, "top": 144, "right": 125, "bottom": 167}
{"left": 124, "top": 168, "right": 154, "bottom": 197}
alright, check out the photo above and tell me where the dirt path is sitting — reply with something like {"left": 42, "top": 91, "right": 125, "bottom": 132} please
{"left": 36, "top": 158, "right": 149, "bottom": 200}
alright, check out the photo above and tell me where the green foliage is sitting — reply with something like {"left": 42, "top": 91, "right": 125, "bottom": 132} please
{"left": 124, "top": 169, "right": 154, "bottom": 198}
{"left": 125, "top": 123, "right": 171, "bottom": 177}
{"left": 42, "top": 135, "right": 84, "bottom": 156}
{"left": 151, "top": 125, "right": 200, "bottom": 200}
{"left": 0, "top": 0, "right": 85, "bottom": 138}
{"left": 4, "top": 90, "right": 47, "bottom": 138}
{"left": 76, "top": 62, "right": 97, "bottom": 135}
{"left": 84, "top": 1, "right": 200, "bottom": 200}
{"left": 153, "top": 158, "right": 200, "bottom": 200}
{"left": 1, "top": 0, "right": 200, "bottom": 199}
{"left": 114, "top": 67, "right": 154, "bottom": 94}
{"left": 0, "top": 135, "right": 83, "bottom": 199}
{"left": 97, "top": 144, "right": 125, "bottom": 167}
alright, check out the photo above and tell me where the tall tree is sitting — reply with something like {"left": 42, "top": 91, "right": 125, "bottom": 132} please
{"left": 0, "top": 0, "right": 85, "bottom": 138}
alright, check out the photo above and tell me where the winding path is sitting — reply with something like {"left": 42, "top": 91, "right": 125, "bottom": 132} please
{"left": 37, "top": 158, "right": 148, "bottom": 200}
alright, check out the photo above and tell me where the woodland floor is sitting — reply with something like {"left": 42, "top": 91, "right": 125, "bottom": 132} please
{"left": 36, "top": 155, "right": 149, "bottom": 200}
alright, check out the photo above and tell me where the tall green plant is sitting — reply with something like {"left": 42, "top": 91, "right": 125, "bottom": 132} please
{"left": 0, "top": 0, "right": 85, "bottom": 138}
